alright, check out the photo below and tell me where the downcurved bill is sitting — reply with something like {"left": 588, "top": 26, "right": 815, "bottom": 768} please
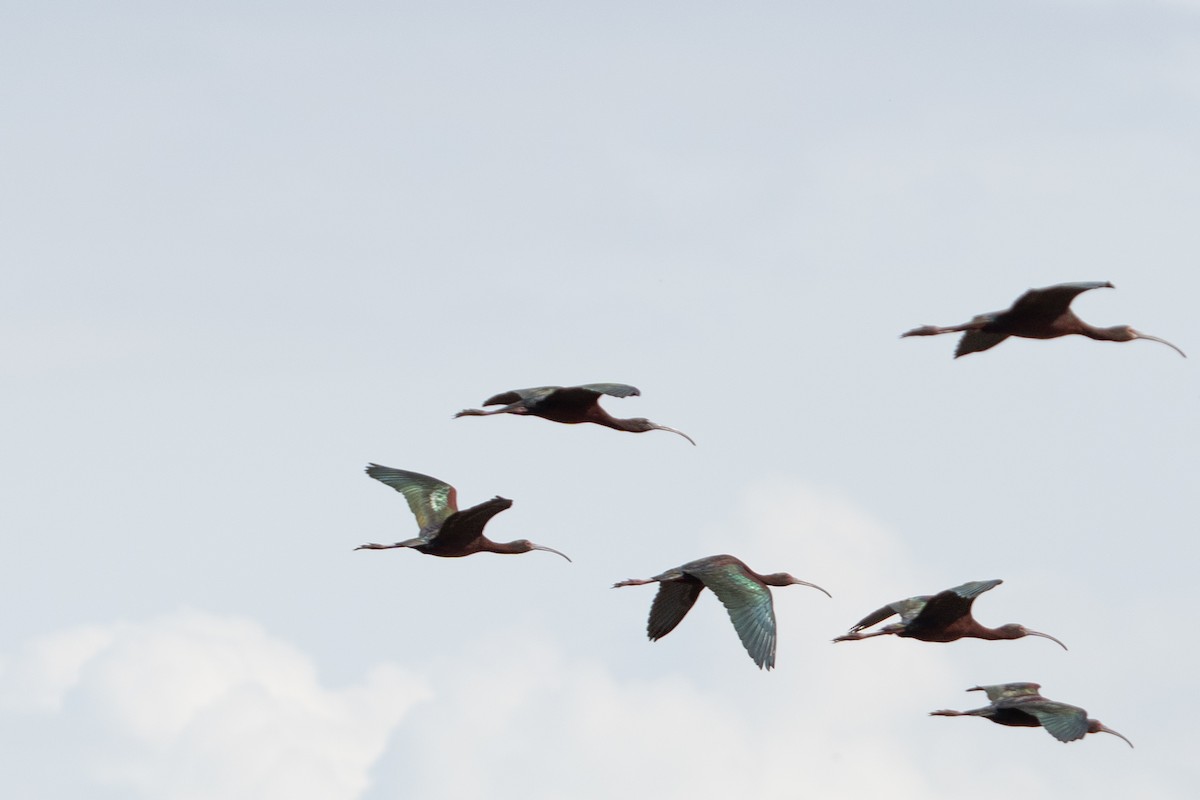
{"left": 1097, "top": 724, "right": 1134, "bottom": 748}
{"left": 652, "top": 423, "right": 697, "bottom": 446}
{"left": 795, "top": 579, "right": 833, "bottom": 598}
{"left": 532, "top": 543, "right": 572, "bottom": 562}
{"left": 1133, "top": 330, "right": 1186, "bottom": 357}
{"left": 1026, "top": 629, "right": 1068, "bottom": 650}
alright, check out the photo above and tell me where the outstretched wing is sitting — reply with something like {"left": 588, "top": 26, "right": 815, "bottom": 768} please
{"left": 695, "top": 564, "right": 778, "bottom": 669}
{"left": 914, "top": 579, "right": 1002, "bottom": 629}
{"left": 646, "top": 578, "right": 705, "bottom": 640}
{"left": 972, "top": 682, "right": 1043, "bottom": 702}
{"left": 1020, "top": 700, "right": 1090, "bottom": 743}
{"left": 1007, "top": 282, "right": 1113, "bottom": 324}
{"left": 956, "top": 330, "right": 1010, "bottom": 357}
{"left": 365, "top": 464, "right": 458, "bottom": 529}
{"left": 430, "top": 496, "right": 513, "bottom": 550}
{"left": 576, "top": 383, "right": 640, "bottom": 398}
{"left": 481, "top": 386, "right": 561, "bottom": 406}
{"left": 849, "top": 594, "right": 930, "bottom": 632}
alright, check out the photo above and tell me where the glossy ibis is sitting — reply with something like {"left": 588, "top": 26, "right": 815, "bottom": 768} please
{"left": 901, "top": 281, "right": 1185, "bottom": 358}
{"left": 455, "top": 383, "right": 696, "bottom": 444}
{"left": 355, "top": 464, "right": 570, "bottom": 560}
{"left": 613, "top": 554, "right": 831, "bottom": 669}
{"left": 832, "top": 579, "right": 1066, "bottom": 648}
{"left": 931, "top": 683, "right": 1133, "bottom": 747}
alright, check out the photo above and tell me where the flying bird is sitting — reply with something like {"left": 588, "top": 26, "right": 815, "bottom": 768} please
{"left": 901, "top": 281, "right": 1185, "bottom": 358}
{"left": 613, "top": 554, "right": 831, "bottom": 670}
{"left": 931, "top": 683, "right": 1133, "bottom": 747}
{"left": 455, "top": 383, "right": 695, "bottom": 444}
{"left": 832, "top": 579, "right": 1066, "bottom": 648}
{"left": 355, "top": 464, "right": 570, "bottom": 560}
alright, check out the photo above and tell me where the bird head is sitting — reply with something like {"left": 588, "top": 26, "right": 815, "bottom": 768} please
{"left": 761, "top": 573, "right": 832, "bottom": 597}
{"left": 515, "top": 540, "right": 572, "bottom": 562}
{"left": 1087, "top": 719, "right": 1134, "bottom": 748}
{"left": 997, "top": 624, "right": 1067, "bottom": 650}
{"left": 626, "top": 418, "right": 697, "bottom": 445}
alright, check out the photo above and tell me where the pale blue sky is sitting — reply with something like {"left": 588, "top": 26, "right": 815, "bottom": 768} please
{"left": 3, "top": 2, "right": 1198, "bottom": 797}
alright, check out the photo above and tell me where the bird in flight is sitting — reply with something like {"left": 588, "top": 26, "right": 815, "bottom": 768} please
{"left": 456, "top": 383, "right": 695, "bottom": 444}
{"left": 833, "top": 579, "right": 1066, "bottom": 648}
{"left": 355, "top": 463, "right": 570, "bottom": 560}
{"left": 901, "top": 281, "right": 1185, "bottom": 358}
{"left": 613, "top": 554, "right": 830, "bottom": 669}
{"left": 931, "top": 683, "right": 1132, "bottom": 747}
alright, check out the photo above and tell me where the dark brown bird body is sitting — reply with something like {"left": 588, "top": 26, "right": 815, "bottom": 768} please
{"left": 832, "top": 579, "right": 1066, "bottom": 648}
{"left": 931, "top": 683, "right": 1133, "bottom": 747}
{"left": 901, "top": 281, "right": 1185, "bottom": 358}
{"left": 456, "top": 383, "right": 695, "bottom": 444}
{"left": 355, "top": 464, "right": 570, "bottom": 560}
{"left": 613, "top": 554, "right": 830, "bottom": 670}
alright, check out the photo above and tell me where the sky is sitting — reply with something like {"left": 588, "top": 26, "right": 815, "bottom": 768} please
{"left": 3, "top": 1, "right": 1199, "bottom": 797}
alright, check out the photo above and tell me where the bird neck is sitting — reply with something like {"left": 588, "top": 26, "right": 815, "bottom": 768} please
{"left": 480, "top": 539, "right": 530, "bottom": 555}
{"left": 974, "top": 624, "right": 1021, "bottom": 641}
{"left": 586, "top": 406, "right": 639, "bottom": 432}
{"left": 1080, "top": 323, "right": 1132, "bottom": 342}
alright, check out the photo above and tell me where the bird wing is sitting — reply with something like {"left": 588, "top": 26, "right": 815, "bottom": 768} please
{"left": 428, "top": 496, "right": 513, "bottom": 550}
{"left": 1019, "top": 700, "right": 1090, "bottom": 743}
{"left": 481, "top": 386, "right": 561, "bottom": 406}
{"left": 972, "top": 683, "right": 1043, "bottom": 702}
{"left": 955, "top": 330, "right": 1010, "bottom": 357}
{"left": 1007, "top": 282, "right": 1112, "bottom": 323}
{"left": 365, "top": 464, "right": 458, "bottom": 529}
{"left": 912, "top": 579, "right": 1002, "bottom": 629}
{"left": 849, "top": 595, "right": 928, "bottom": 631}
{"left": 693, "top": 564, "right": 778, "bottom": 669}
{"left": 576, "top": 383, "right": 641, "bottom": 398}
{"left": 646, "top": 578, "right": 705, "bottom": 641}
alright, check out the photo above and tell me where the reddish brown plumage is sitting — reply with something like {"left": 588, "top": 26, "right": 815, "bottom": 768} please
{"left": 832, "top": 579, "right": 1066, "bottom": 649}
{"left": 901, "top": 281, "right": 1185, "bottom": 358}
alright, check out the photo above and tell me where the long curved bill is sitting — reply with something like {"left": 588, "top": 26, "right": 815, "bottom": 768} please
{"left": 1026, "top": 629, "right": 1068, "bottom": 650}
{"left": 1133, "top": 330, "right": 1186, "bottom": 357}
{"left": 533, "top": 544, "right": 572, "bottom": 562}
{"left": 795, "top": 579, "right": 833, "bottom": 599}
{"left": 652, "top": 424, "right": 696, "bottom": 446}
{"left": 1097, "top": 723, "right": 1134, "bottom": 748}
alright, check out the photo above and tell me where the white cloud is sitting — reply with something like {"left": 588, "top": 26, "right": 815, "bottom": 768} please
{"left": 366, "top": 480, "right": 952, "bottom": 799}
{"left": 0, "top": 611, "right": 429, "bottom": 800}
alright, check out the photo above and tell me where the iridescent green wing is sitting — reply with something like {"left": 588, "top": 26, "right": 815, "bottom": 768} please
{"left": 365, "top": 464, "right": 458, "bottom": 530}
{"left": 972, "top": 682, "right": 1042, "bottom": 702}
{"left": 1019, "top": 700, "right": 1090, "bottom": 743}
{"left": 646, "top": 577, "right": 705, "bottom": 641}
{"left": 693, "top": 563, "right": 778, "bottom": 669}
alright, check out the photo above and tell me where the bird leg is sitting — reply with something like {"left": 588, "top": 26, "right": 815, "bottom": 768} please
{"left": 929, "top": 707, "right": 991, "bottom": 717}
{"left": 454, "top": 402, "right": 529, "bottom": 418}
{"left": 612, "top": 578, "right": 657, "bottom": 588}
{"left": 354, "top": 537, "right": 425, "bottom": 551}
{"left": 831, "top": 625, "right": 901, "bottom": 644}
{"left": 900, "top": 322, "right": 979, "bottom": 338}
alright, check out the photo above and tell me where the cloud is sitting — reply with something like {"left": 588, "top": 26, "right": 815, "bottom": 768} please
{"left": 365, "top": 478, "right": 951, "bottom": 799}
{"left": 0, "top": 611, "right": 429, "bottom": 800}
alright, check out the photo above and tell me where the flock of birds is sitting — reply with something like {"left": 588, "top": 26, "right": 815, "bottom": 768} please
{"left": 358, "top": 282, "right": 1183, "bottom": 748}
